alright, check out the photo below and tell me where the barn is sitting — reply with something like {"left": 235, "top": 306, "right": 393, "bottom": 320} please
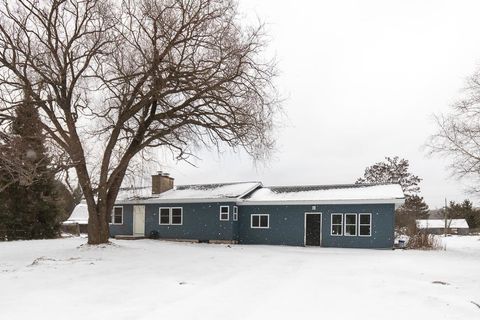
{"left": 109, "top": 173, "right": 404, "bottom": 248}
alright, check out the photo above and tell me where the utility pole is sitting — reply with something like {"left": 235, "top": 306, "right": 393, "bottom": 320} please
{"left": 444, "top": 197, "right": 448, "bottom": 237}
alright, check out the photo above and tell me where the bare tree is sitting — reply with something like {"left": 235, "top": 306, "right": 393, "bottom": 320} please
{"left": 0, "top": 0, "right": 278, "bottom": 244}
{"left": 428, "top": 69, "right": 480, "bottom": 190}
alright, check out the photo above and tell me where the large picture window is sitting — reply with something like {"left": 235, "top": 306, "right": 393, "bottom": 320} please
{"left": 344, "top": 213, "right": 357, "bottom": 236}
{"left": 251, "top": 214, "right": 269, "bottom": 228}
{"left": 331, "top": 214, "right": 343, "bottom": 236}
{"left": 359, "top": 213, "right": 371, "bottom": 236}
{"left": 159, "top": 207, "right": 183, "bottom": 225}
{"left": 111, "top": 206, "right": 123, "bottom": 225}
{"left": 220, "top": 206, "right": 229, "bottom": 221}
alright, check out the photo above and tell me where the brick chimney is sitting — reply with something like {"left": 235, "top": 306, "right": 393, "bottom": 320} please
{"left": 152, "top": 171, "right": 174, "bottom": 194}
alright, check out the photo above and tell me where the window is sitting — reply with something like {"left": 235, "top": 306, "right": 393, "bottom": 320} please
{"left": 112, "top": 206, "right": 123, "bottom": 225}
{"left": 233, "top": 206, "right": 238, "bottom": 221}
{"left": 171, "top": 208, "right": 183, "bottom": 225}
{"left": 220, "top": 206, "right": 229, "bottom": 221}
{"left": 331, "top": 214, "right": 343, "bottom": 236}
{"left": 344, "top": 213, "right": 357, "bottom": 236}
{"left": 251, "top": 214, "right": 269, "bottom": 228}
{"left": 359, "top": 213, "right": 371, "bottom": 236}
{"left": 159, "top": 208, "right": 170, "bottom": 225}
{"left": 159, "top": 207, "right": 183, "bottom": 225}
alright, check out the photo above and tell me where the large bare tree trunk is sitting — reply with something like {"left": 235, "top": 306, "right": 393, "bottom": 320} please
{"left": 0, "top": 0, "right": 278, "bottom": 245}
{"left": 87, "top": 206, "right": 110, "bottom": 244}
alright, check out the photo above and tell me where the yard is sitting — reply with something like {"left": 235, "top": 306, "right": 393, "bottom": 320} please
{"left": 1, "top": 236, "right": 479, "bottom": 320}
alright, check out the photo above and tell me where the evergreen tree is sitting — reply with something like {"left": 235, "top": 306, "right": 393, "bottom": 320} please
{"left": 397, "top": 195, "right": 429, "bottom": 218}
{"left": 0, "top": 96, "right": 61, "bottom": 239}
{"left": 356, "top": 156, "right": 429, "bottom": 230}
{"left": 446, "top": 200, "right": 480, "bottom": 229}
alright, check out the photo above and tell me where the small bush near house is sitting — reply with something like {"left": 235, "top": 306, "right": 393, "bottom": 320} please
{"left": 406, "top": 232, "right": 441, "bottom": 250}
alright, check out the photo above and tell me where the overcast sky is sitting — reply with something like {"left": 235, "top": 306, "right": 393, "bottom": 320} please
{"left": 157, "top": 0, "right": 480, "bottom": 208}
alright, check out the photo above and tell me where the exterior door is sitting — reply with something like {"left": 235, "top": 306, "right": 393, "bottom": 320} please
{"left": 305, "top": 213, "right": 322, "bottom": 246}
{"left": 133, "top": 205, "right": 145, "bottom": 236}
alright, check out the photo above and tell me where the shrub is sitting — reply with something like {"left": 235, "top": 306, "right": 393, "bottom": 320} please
{"left": 406, "top": 232, "right": 441, "bottom": 250}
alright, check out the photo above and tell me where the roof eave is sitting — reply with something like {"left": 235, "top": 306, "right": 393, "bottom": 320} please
{"left": 116, "top": 197, "right": 240, "bottom": 205}
{"left": 238, "top": 197, "right": 405, "bottom": 206}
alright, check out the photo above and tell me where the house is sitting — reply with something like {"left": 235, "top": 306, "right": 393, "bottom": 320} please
{"left": 62, "top": 201, "right": 88, "bottom": 234}
{"left": 110, "top": 172, "right": 405, "bottom": 248}
{"left": 63, "top": 186, "right": 152, "bottom": 234}
{"left": 416, "top": 219, "right": 470, "bottom": 235}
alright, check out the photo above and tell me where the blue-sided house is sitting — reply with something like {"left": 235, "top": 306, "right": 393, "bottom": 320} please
{"left": 110, "top": 172, "right": 405, "bottom": 248}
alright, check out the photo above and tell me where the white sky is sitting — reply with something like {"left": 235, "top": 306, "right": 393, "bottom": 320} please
{"left": 156, "top": 0, "right": 480, "bottom": 208}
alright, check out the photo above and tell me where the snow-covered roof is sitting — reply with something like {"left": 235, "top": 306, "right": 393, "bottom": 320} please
{"left": 242, "top": 183, "right": 405, "bottom": 205}
{"left": 63, "top": 201, "right": 88, "bottom": 225}
{"left": 416, "top": 219, "right": 469, "bottom": 229}
{"left": 117, "top": 186, "right": 153, "bottom": 201}
{"left": 117, "top": 182, "right": 262, "bottom": 204}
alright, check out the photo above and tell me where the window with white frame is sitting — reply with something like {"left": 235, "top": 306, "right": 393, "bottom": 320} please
{"left": 359, "top": 213, "right": 371, "bottom": 236}
{"left": 344, "top": 213, "right": 357, "bottom": 236}
{"left": 111, "top": 206, "right": 123, "bottom": 225}
{"left": 251, "top": 214, "right": 269, "bottom": 228}
{"left": 233, "top": 206, "right": 238, "bottom": 221}
{"left": 159, "top": 207, "right": 170, "bottom": 225}
{"left": 220, "top": 206, "right": 229, "bottom": 221}
{"left": 159, "top": 207, "right": 183, "bottom": 225}
{"left": 171, "top": 208, "right": 183, "bottom": 225}
{"left": 331, "top": 214, "right": 343, "bottom": 236}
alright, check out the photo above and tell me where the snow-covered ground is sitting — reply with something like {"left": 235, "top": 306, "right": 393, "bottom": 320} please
{"left": 1, "top": 236, "right": 479, "bottom": 320}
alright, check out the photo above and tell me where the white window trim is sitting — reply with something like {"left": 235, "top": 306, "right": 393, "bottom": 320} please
{"left": 344, "top": 213, "right": 357, "bottom": 237}
{"left": 111, "top": 206, "right": 123, "bottom": 225}
{"left": 330, "top": 213, "right": 343, "bottom": 236}
{"left": 220, "top": 206, "right": 230, "bottom": 221}
{"left": 233, "top": 206, "right": 238, "bottom": 221}
{"left": 159, "top": 207, "right": 183, "bottom": 226}
{"left": 171, "top": 207, "right": 183, "bottom": 226}
{"left": 159, "top": 207, "right": 171, "bottom": 225}
{"left": 358, "top": 213, "right": 372, "bottom": 237}
{"left": 251, "top": 214, "right": 269, "bottom": 229}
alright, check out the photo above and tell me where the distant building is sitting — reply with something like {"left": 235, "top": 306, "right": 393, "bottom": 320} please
{"left": 62, "top": 201, "right": 88, "bottom": 234}
{"left": 62, "top": 186, "right": 152, "bottom": 234}
{"left": 416, "top": 219, "right": 470, "bottom": 235}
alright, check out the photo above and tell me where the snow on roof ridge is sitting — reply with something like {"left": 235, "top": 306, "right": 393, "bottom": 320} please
{"left": 263, "top": 182, "right": 400, "bottom": 190}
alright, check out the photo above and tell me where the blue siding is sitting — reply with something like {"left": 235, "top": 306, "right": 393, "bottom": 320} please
{"left": 237, "top": 204, "right": 395, "bottom": 248}
{"left": 109, "top": 205, "right": 133, "bottom": 236}
{"left": 109, "top": 201, "right": 395, "bottom": 248}
{"left": 110, "top": 202, "right": 238, "bottom": 241}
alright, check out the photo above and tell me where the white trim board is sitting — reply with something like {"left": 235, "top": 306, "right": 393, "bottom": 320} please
{"left": 117, "top": 197, "right": 239, "bottom": 205}
{"left": 238, "top": 198, "right": 404, "bottom": 207}
{"left": 117, "top": 197, "right": 404, "bottom": 207}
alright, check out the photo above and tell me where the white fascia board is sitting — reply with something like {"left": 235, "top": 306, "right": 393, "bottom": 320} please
{"left": 117, "top": 195, "right": 405, "bottom": 207}
{"left": 116, "top": 197, "right": 238, "bottom": 205}
{"left": 237, "top": 198, "right": 405, "bottom": 207}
